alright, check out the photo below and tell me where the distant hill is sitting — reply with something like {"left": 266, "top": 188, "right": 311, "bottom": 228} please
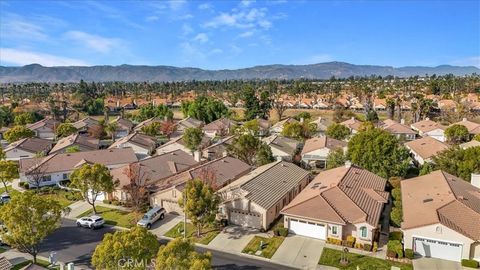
{"left": 0, "top": 62, "right": 478, "bottom": 82}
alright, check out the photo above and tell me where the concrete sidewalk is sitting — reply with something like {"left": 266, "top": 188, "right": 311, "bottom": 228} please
{"left": 272, "top": 235, "right": 325, "bottom": 270}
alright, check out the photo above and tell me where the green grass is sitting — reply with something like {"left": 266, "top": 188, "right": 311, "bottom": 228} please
{"left": 0, "top": 186, "right": 20, "bottom": 197}
{"left": 0, "top": 247, "right": 6, "bottom": 253}
{"left": 319, "top": 248, "right": 413, "bottom": 270}
{"left": 164, "top": 222, "right": 220, "bottom": 245}
{"left": 0, "top": 186, "right": 80, "bottom": 208}
{"left": 242, "top": 236, "right": 285, "bottom": 259}
{"left": 78, "top": 206, "right": 139, "bottom": 228}
{"left": 11, "top": 259, "right": 59, "bottom": 270}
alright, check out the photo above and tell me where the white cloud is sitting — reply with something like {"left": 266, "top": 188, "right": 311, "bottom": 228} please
{"left": 204, "top": 8, "right": 272, "bottom": 30}
{"left": 145, "top": 15, "right": 159, "bottom": 22}
{"left": 193, "top": 33, "right": 209, "bottom": 43}
{"left": 198, "top": 3, "right": 212, "bottom": 10}
{"left": 241, "top": 0, "right": 256, "bottom": 7}
{"left": 180, "top": 42, "right": 206, "bottom": 61}
{"left": 238, "top": 31, "right": 254, "bottom": 38}
{"left": 0, "top": 48, "right": 89, "bottom": 66}
{"left": 64, "top": 31, "right": 123, "bottom": 53}
{"left": 209, "top": 48, "right": 223, "bottom": 55}
{"left": 1, "top": 13, "right": 49, "bottom": 41}
{"left": 169, "top": 0, "right": 186, "bottom": 10}
{"left": 182, "top": 24, "right": 194, "bottom": 36}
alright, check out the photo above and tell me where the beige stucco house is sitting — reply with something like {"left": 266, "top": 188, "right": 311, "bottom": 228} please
{"left": 281, "top": 164, "right": 388, "bottom": 244}
{"left": 401, "top": 170, "right": 480, "bottom": 262}
{"left": 217, "top": 161, "right": 311, "bottom": 230}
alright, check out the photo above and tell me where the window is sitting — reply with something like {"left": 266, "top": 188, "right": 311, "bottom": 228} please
{"left": 62, "top": 173, "right": 69, "bottom": 180}
{"left": 331, "top": 226, "right": 338, "bottom": 235}
{"left": 360, "top": 226, "right": 367, "bottom": 238}
{"left": 41, "top": 175, "right": 52, "bottom": 182}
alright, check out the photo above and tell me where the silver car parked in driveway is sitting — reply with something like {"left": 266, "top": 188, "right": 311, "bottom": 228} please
{"left": 76, "top": 215, "right": 105, "bottom": 229}
{"left": 137, "top": 207, "right": 166, "bottom": 229}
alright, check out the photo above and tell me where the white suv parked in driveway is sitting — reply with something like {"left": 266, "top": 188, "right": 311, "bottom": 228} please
{"left": 76, "top": 215, "right": 105, "bottom": 229}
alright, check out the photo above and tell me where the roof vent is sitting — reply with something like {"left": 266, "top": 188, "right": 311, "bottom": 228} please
{"left": 458, "top": 196, "right": 465, "bottom": 200}
{"left": 423, "top": 198, "right": 433, "bottom": 203}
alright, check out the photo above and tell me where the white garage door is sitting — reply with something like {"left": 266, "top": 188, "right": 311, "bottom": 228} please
{"left": 229, "top": 209, "right": 262, "bottom": 229}
{"left": 289, "top": 219, "right": 326, "bottom": 240}
{"left": 414, "top": 237, "right": 463, "bottom": 262}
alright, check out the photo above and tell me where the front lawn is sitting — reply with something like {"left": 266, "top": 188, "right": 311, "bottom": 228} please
{"left": 164, "top": 222, "right": 220, "bottom": 245}
{"left": 77, "top": 206, "right": 139, "bottom": 228}
{"left": 242, "top": 236, "right": 285, "bottom": 259}
{"left": 0, "top": 186, "right": 80, "bottom": 208}
{"left": 0, "top": 246, "right": 6, "bottom": 253}
{"left": 319, "top": 248, "right": 413, "bottom": 270}
{"left": 12, "top": 259, "right": 59, "bottom": 270}
{"left": 0, "top": 186, "right": 20, "bottom": 197}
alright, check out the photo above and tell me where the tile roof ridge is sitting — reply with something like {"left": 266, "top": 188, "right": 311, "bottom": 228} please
{"left": 336, "top": 167, "right": 370, "bottom": 223}
{"left": 319, "top": 189, "right": 348, "bottom": 224}
{"left": 26, "top": 153, "right": 57, "bottom": 174}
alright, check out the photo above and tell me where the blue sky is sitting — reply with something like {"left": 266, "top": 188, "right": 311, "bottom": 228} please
{"left": 0, "top": 0, "right": 479, "bottom": 68}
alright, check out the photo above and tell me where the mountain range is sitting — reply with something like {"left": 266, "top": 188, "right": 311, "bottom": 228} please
{"left": 0, "top": 62, "right": 478, "bottom": 83}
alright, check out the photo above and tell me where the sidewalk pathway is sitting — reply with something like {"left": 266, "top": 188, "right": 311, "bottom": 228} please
{"left": 10, "top": 179, "right": 26, "bottom": 193}
{"left": 65, "top": 200, "right": 131, "bottom": 220}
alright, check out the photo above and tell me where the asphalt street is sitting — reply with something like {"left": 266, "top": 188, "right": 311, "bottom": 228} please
{"left": 40, "top": 219, "right": 295, "bottom": 270}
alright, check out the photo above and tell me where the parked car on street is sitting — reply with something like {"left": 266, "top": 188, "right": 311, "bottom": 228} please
{"left": 0, "top": 193, "right": 10, "bottom": 204}
{"left": 76, "top": 215, "right": 105, "bottom": 229}
{"left": 137, "top": 207, "right": 166, "bottom": 229}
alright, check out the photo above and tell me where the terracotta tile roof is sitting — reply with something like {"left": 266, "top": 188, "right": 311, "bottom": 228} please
{"left": 453, "top": 118, "right": 480, "bottom": 135}
{"left": 202, "top": 118, "right": 236, "bottom": 132}
{"left": 0, "top": 256, "right": 12, "bottom": 270}
{"left": 301, "top": 136, "right": 346, "bottom": 155}
{"left": 405, "top": 136, "right": 449, "bottom": 160}
{"left": 219, "top": 161, "right": 310, "bottom": 210}
{"left": 19, "top": 148, "right": 138, "bottom": 175}
{"left": 72, "top": 117, "right": 100, "bottom": 130}
{"left": 156, "top": 156, "right": 252, "bottom": 191}
{"left": 4, "top": 137, "right": 52, "bottom": 153}
{"left": 379, "top": 119, "right": 416, "bottom": 135}
{"left": 263, "top": 135, "right": 300, "bottom": 157}
{"left": 401, "top": 170, "right": 480, "bottom": 240}
{"left": 26, "top": 118, "right": 60, "bottom": 131}
{"left": 340, "top": 117, "right": 362, "bottom": 131}
{"left": 279, "top": 195, "right": 346, "bottom": 225}
{"left": 50, "top": 133, "right": 99, "bottom": 153}
{"left": 411, "top": 118, "right": 445, "bottom": 133}
{"left": 109, "top": 132, "right": 156, "bottom": 150}
{"left": 282, "top": 165, "right": 387, "bottom": 226}
{"left": 111, "top": 117, "right": 134, "bottom": 130}
{"left": 111, "top": 149, "right": 199, "bottom": 188}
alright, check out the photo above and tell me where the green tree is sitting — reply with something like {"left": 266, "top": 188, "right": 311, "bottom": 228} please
{"left": 325, "top": 123, "right": 351, "bottom": 140}
{"left": 183, "top": 128, "right": 203, "bottom": 152}
{"left": 240, "top": 119, "right": 261, "bottom": 136}
{"left": 0, "top": 192, "right": 63, "bottom": 263}
{"left": 0, "top": 160, "right": 18, "bottom": 194}
{"left": 432, "top": 146, "right": 480, "bottom": 182}
{"left": 259, "top": 90, "right": 271, "bottom": 119}
{"left": 326, "top": 148, "right": 347, "bottom": 169}
{"left": 85, "top": 98, "right": 104, "bottom": 115}
{"left": 182, "top": 96, "right": 229, "bottom": 123}
{"left": 179, "top": 179, "right": 220, "bottom": 237}
{"left": 92, "top": 227, "right": 160, "bottom": 270}
{"left": 55, "top": 123, "right": 78, "bottom": 138}
{"left": 419, "top": 162, "right": 434, "bottom": 176}
{"left": 227, "top": 134, "right": 273, "bottom": 166}
{"left": 14, "top": 112, "right": 35, "bottom": 125}
{"left": 242, "top": 86, "right": 261, "bottom": 120}
{"left": 281, "top": 121, "right": 315, "bottom": 140}
{"left": 365, "top": 109, "right": 379, "bottom": 122}
{"left": 155, "top": 238, "right": 212, "bottom": 270}
{"left": 137, "top": 104, "right": 173, "bottom": 122}
{"left": 444, "top": 124, "right": 470, "bottom": 144}
{"left": 70, "top": 164, "right": 116, "bottom": 213}
{"left": 347, "top": 127, "right": 411, "bottom": 178}
{"left": 0, "top": 146, "right": 5, "bottom": 160}
{"left": 105, "top": 122, "right": 118, "bottom": 141}
{"left": 3, "top": 125, "right": 35, "bottom": 143}
{"left": 293, "top": 112, "right": 312, "bottom": 122}
{"left": 474, "top": 134, "right": 480, "bottom": 141}
{"left": 65, "top": 145, "right": 81, "bottom": 153}
{"left": 141, "top": 122, "right": 161, "bottom": 136}
{"left": 390, "top": 186, "right": 403, "bottom": 228}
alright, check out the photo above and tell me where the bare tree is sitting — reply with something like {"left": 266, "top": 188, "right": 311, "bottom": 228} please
{"left": 272, "top": 92, "right": 287, "bottom": 120}
{"left": 25, "top": 158, "right": 49, "bottom": 191}
{"left": 122, "top": 163, "right": 149, "bottom": 213}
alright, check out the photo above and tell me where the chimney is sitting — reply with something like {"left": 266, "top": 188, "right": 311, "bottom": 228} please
{"left": 400, "top": 118, "right": 405, "bottom": 125}
{"left": 463, "top": 118, "right": 467, "bottom": 122}
{"left": 426, "top": 117, "right": 430, "bottom": 121}
{"left": 193, "top": 151, "right": 201, "bottom": 162}
{"left": 471, "top": 173, "right": 480, "bottom": 189}
{"left": 345, "top": 160, "right": 352, "bottom": 168}
{"left": 351, "top": 117, "right": 355, "bottom": 121}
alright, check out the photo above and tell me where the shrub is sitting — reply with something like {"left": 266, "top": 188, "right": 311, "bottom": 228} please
{"left": 342, "top": 240, "right": 354, "bottom": 248}
{"left": 327, "top": 237, "right": 342, "bottom": 245}
{"left": 354, "top": 243, "right": 364, "bottom": 249}
{"left": 461, "top": 259, "right": 479, "bottom": 269}
{"left": 103, "top": 199, "right": 112, "bottom": 204}
{"left": 373, "top": 241, "right": 378, "bottom": 252}
{"left": 387, "top": 250, "right": 397, "bottom": 258}
{"left": 112, "top": 200, "right": 122, "bottom": 206}
{"left": 405, "top": 248, "right": 414, "bottom": 259}
{"left": 346, "top": 235, "right": 356, "bottom": 244}
{"left": 389, "top": 231, "right": 403, "bottom": 241}
{"left": 387, "top": 240, "right": 403, "bottom": 259}
{"left": 363, "top": 243, "right": 372, "bottom": 252}
{"left": 276, "top": 227, "right": 288, "bottom": 237}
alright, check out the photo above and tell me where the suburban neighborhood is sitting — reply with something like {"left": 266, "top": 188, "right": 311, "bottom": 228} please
{"left": 1, "top": 1, "right": 479, "bottom": 270}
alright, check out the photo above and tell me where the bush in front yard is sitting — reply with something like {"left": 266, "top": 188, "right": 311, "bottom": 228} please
{"left": 363, "top": 243, "right": 372, "bottom": 251}
{"left": 388, "top": 231, "right": 403, "bottom": 241}
{"left": 327, "top": 237, "right": 342, "bottom": 245}
{"left": 387, "top": 240, "right": 403, "bottom": 258}
{"left": 354, "top": 243, "right": 363, "bottom": 249}
{"left": 387, "top": 249, "right": 397, "bottom": 258}
{"left": 373, "top": 241, "right": 378, "bottom": 252}
{"left": 461, "top": 259, "right": 479, "bottom": 269}
{"left": 274, "top": 227, "right": 288, "bottom": 237}
{"left": 404, "top": 248, "right": 414, "bottom": 259}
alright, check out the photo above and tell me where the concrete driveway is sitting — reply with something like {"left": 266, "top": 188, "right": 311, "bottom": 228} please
{"left": 412, "top": 257, "right": 462, "bottom": 270}
{"left": 208, "top": 226, "right": 259, "bottom": 253}
{"left": 271, "top": 235, "right": 325, "bottom": 270}
{"left": 150, "top": 214, "right": 183, "bottom": 237}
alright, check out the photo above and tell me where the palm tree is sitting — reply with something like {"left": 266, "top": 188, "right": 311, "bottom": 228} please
{"left": 105, "top": 122, "right": 118, "bottom": 142}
